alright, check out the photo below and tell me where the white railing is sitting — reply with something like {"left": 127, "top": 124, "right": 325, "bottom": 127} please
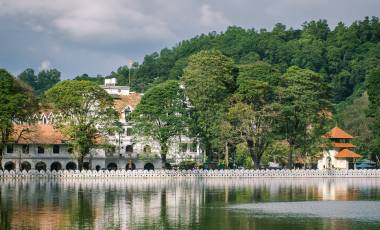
{"left": 1, "top": 169, "right": 380, "bottom": 178}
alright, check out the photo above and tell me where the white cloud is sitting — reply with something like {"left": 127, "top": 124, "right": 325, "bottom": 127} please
{"left": 0, "top": 0, "right": 175, "bottom": 43}
{"left": 38, "top": 60, "right": 51, "bottom": 71}
{"left": 0, "top": 0, "right": 379, "bottom": 78}
{"left": 200, "top": 4, "right": 230, "bottom": 28}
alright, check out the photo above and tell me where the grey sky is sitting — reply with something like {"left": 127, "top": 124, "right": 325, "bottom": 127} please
{"left": 0, "top": 0, "right": 379, "bottom": 78}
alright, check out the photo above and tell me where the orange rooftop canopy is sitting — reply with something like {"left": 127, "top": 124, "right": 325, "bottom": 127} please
{"left": 323, "top": 127, "right": 353, "bottom": 139}
{"left": 335, "top": 149, "right": 362, "bottom": 158}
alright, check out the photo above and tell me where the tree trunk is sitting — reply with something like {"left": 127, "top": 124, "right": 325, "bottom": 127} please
{"left": 288, "top": 145, "right": 294, "bottom": 169}
{"left": 0, "top": 148, "right": 3, "bottom": 170}
{"left": 0, "top": 141, "right": 5, "bottom": 170}
{"left": 161, "top": 144, "right": 168, "bottom": 169}
{"left": 252, "top": 153, "right": 261, "bottom": 170}
{"left": 205, "top": 142, "right": 212, "bottom": 162}
{"left": 78, "top": 155, "right": 84, "bottom": 171}
{"left": 224, "top": 142, "right": 229, "bottom": 168}
{"left": 247, "top": 140, "right": 260, "bottom": 169}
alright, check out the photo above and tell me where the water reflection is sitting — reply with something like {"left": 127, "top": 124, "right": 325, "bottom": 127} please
{"left": 1, "top": 178, "right": 380, "bottom": 230}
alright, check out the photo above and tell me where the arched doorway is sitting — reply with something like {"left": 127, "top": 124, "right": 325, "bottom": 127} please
{"left": 144, "top": 163, "right": 154, "bottom": 171}
{"left": 50, "top": 162, "right": 62, "bottom": 171}
{"left": 126, "top": 161, "right": 136, "bottom": 170}
{"left": 95, "top": 165, "right": 101, "bottom": 171}
{"left": 35, "top": 161, "right": 47, "bottom": 171}
{"left": 165, "top": 162, "right": 172, "bottom": 170}
{"left": 4, "top": 161, "right": 15, "bottom": 171}
{"left": 66, "top": 162, "right": 77, "bottom": 170}
{"left": 21, "top": 161, "right": 31, "bottom": 171}
{"left": 107, "top": 163, "right": 118, "bottom": 171}
{"left": 326, "top": 156, "right": 332, "bottom": 169}
{"left": 83, "top": 162, "right": 90, "bottom": 170}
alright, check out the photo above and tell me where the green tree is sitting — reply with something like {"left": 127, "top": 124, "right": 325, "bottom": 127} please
{"left": 261, "top": 142, "right": 290, "bottom": 167}
{"left": 0, "top": 69, "right": 37, "bottom": 169}
{"left": 74, "top": 74, "right": 104, "bottom": 85}
{"left": 235, "top": 142, "right": 253, "bottom": 169}
{"left": 366, "top": 67, "right": 380, "bottom": 158}
{"left": 36, "top": 69, "right": 61, "bottom": 95}
{"left": 331, "top": 70, "right": 354, "bottom": 102}
{"left": 45, "top": 80, "right": 118, "bottom": 170}
{"left": 277, "top": 66, "right": 331, "bottom": 168}
{"left": 227, "top": 62, "right": 280, "bottom": 168}
{"left": 336, "top": 92, "right": 374, "bottom": 157}
{"left": 228, "top": 102, "right": 277, "bottom": 168}
{"left": 182, "top": 50, "right": 235, "bottom": 160}
{"left": 131, "top": 80, "right": 189, "bottom": 168}
{"left": 18, "top": 68, "right": 37, "bottom": 89}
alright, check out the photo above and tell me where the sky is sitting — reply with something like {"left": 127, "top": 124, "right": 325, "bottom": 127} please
{"left": 0, "top": 0, "right": 379, "bottom": 79}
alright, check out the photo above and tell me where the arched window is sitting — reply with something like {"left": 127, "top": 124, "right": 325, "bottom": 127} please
{"left": 21, "top": 161, "right": 31, "bottom": 171}
{"left": 107, "top": 163, "right": 118, "bottom": 171}
{"left": 50, "top": 162, "right": 62, "bottom": 171}
{"left": 143, "top": 145, "right": 151, "bottom": 153}
{"left": 42, "top": 116, "right": 47, "bottom": 124}
{"left": 126, "top": 161, "right": 136, "bottom": 170}
{"left": 144, "top": 163, "right": 154, "bottom": 171}
{"left": 124, "top": 107, "right": 131, "bottom": 122}
{"left": 66, "top": 162, "right": 77, "bottom": 170}
{"left": 35, "top": 161, "right": 47, "bottom": 171}
{"left": 4, "top": 161, "right": 15, "bottom": 171}
{"left": 126, "top": 145, "right": 133, "bottom": 153}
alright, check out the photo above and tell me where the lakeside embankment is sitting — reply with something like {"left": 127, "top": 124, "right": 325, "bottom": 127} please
{"left": 1, "top": 169, "right": 380, "bottom": 178}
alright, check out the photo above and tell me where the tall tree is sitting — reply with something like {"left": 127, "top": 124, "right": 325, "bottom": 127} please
{"left": 45, "top": 80, "right": 118, "bottom": 170}
{"left": 131, "top": 80, "right": 189, "bottom": 168}
{"left": 227, "top": 102, "right": 277, "bottom": 169}
{"left": 0, "top": 69, "right": 37, "bottom": 169}
{"left": 366, "top": 67, "right": 380, "bottom": 158}
{"left": 228, "top": 62, "right": 280, "bottom": 168}
{"left": 18, "top": 68, "right": 61, "bottom": 95}
{"left": 277, "top": 66, "right": 331, "bottom": 168}
{"left": 36, "top": 69, "right": 61, "bottom": 95}
{"left": 182, "top": 50, "right": 235, "bottom": 160}
{"left": 18, "top": 68, "right": 37, "bottom": 89}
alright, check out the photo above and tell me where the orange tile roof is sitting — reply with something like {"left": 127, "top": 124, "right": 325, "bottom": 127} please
{"left": 333, "top": 142, "right": 356, "bottom": 148}
{"left": 294, "top": 158, "right": 305, "bottom": 164}
{"left": 323, "top": 127, "right": 353, "bottom": 139}
{"left": 113, "top": 93, "right": 141, "bottom": 114}
{"left": 12, "top": 124, "right": 65, "bottom": 144}
{"left": 12, "top": 124, "right": 105, "bottom": 145}
{"left": 335, "top": 149, "right": 362, "bottom": 158}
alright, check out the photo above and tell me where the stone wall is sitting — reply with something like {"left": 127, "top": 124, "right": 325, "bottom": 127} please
{"left": 1, "top": 169, "right": 380, "bottom": 178}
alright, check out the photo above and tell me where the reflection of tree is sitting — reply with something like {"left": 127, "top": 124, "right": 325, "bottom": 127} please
{"left": 0, "top": 189, "right": 12, "bottom": 230}
{"left": 159, "top": 188, "right": 169, "bottom": 229}
{"left": 68, "top": 186, "right": 95, "bottom": 229}
{"left": 2, "top": 178, "right": 380, "bottom": 229}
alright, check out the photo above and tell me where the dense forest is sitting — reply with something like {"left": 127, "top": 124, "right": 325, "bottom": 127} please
{"left": 16, "top": 16, "right": 380, "bottom": 164}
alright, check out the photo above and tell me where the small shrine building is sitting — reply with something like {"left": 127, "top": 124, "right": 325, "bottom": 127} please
{"left": 317, "top": 127, "right": 362, "bottom": 170}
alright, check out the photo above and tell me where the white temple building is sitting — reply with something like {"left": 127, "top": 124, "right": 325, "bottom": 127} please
{"left": 2, "top": 78, "right": 203, "bottom": 171}
{"left": 317, "top": 127, "right": 362, "bottom": 170}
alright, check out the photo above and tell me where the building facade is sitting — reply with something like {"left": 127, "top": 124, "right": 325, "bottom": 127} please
{"left": 2, "top": 79, "right": 203, "bottom": 171}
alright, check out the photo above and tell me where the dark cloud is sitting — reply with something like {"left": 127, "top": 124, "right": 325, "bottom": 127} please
{"left": 0, "top": 0, "right": 379, "bottom": 78}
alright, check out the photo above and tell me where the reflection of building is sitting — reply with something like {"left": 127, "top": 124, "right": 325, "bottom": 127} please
{"left": 2, "top": 78, "right": 202, "bottom": 171}
{"left": 318, "top": 127, "right": 362, "bottom": 170}
{"left": 2, "top": 178, "right": 380, "bottom": 229}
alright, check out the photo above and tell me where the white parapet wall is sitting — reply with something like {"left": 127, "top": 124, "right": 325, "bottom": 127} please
{"left": 1, "top": 169, "right": 380, "bottom": 178}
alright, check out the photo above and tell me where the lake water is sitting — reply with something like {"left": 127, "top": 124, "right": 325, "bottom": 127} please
{"left": 1, "top": 178, "right": 380, "bottom": 229}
